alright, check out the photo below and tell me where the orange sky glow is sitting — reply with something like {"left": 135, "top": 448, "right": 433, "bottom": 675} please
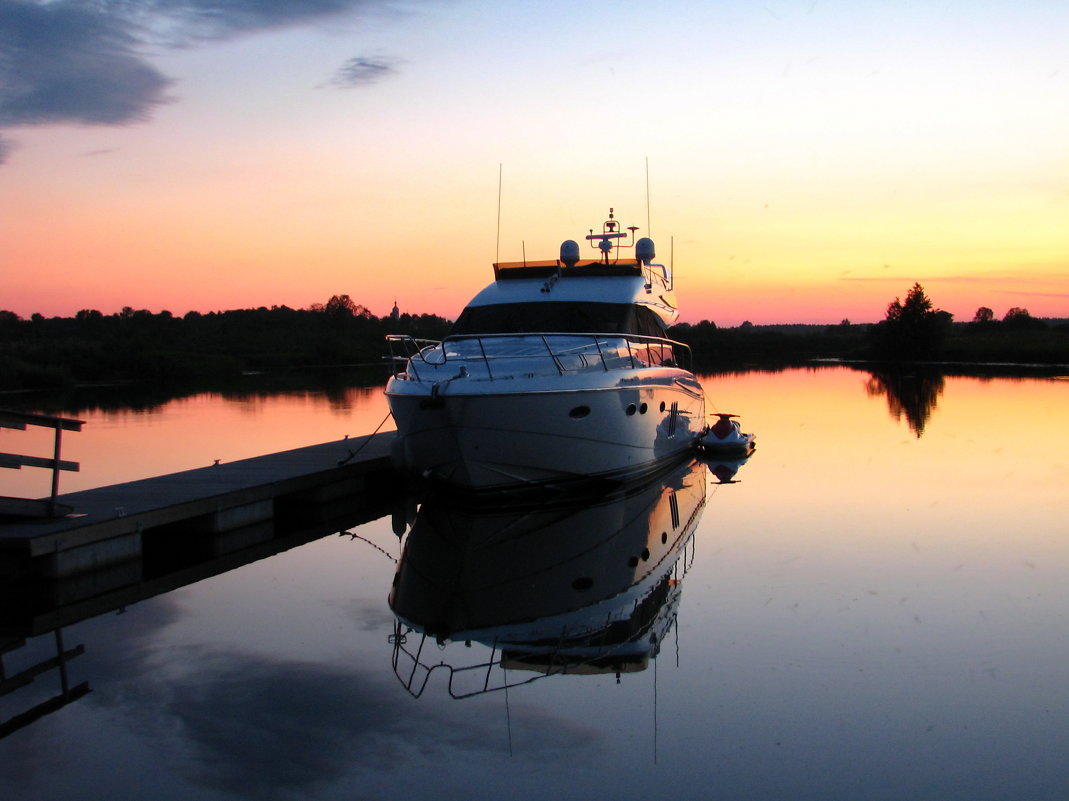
{"left": 1, "top": 1, "right": 1066, "bottom": 327}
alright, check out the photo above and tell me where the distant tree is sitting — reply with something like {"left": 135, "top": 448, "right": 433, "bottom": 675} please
{"left": 972, "top": 306, "right": 994, "bottom": 324}
{"left": 826, "top": 318, "right": 852, "bottom": 334}
{"left": 323, "top": 294, "right": 372, "bottom": 319}
{"left": 0, "top": 310, "right": 20, "bottom": 337}
{"left": 739, "top": 320, "right": 753, "bottom": 330}
{"left": 1002, "top": 307, "right": 1046, "bottom": 331}
{"left": 1003, "top": 306, "right": 1029, "bottom": 321}
{"left": 869, "top": 282, "right": 952, "bottom": 359}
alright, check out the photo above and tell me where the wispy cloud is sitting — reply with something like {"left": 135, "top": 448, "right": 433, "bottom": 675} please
{"left": 996, "top": 289, "right": 1069, "bottom": 299}
{"left": 330, "top": 55, "right": 401, "bottom": 88}
{"left": 0, "top": 0, "right": 172, "bottom": 127}
{"left": 0, "top": 0, "right": 411, "bottom": 164}
{"left": 840, "top": 271, "right": 1069, "bottom": 285}
{"left": 153, "top": 651, "right": 599, "bottom": 797}
{"left": 134, "top": 0, "right": 365, "bottom": 46}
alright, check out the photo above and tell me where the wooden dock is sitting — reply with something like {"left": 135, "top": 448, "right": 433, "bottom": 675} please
{"left": 0, "top": 431, "right": 400, "bottom": 582}
{"left": 0, "top": 430, "right": 405, "bottom": 740}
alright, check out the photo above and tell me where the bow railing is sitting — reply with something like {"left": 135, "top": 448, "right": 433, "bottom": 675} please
{"left": 387, "top": 332, "right": 692, "bottom": 382}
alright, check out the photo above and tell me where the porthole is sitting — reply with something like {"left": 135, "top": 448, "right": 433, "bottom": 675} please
{"left": 569, "top": 405, "right": 591, "bottom": 419}
{"left": 628, "top": 556, "right": 639, "bottom": 568}
{"left": 625, "top": 403, "right": 637, "bottom": 416}
{"left": 659, "top": 401, "right": 666, "bottom": 412}
{"left": 661, "top": 532, "right": 668, "bottom": 544}
{"left": 639, "top": 403, "right": 648, "bottom": 414}
{"left": 641, "top": 547, "right": 651, "bottom": 561}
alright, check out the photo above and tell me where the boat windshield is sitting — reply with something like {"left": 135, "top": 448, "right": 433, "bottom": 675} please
{"left": 451, "top": 302, "right": 666, "bottom": 337}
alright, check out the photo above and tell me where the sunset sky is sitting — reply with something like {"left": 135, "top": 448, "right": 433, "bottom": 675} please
{"left": 1, "top": 0, "right": 1066, "bottom": 326}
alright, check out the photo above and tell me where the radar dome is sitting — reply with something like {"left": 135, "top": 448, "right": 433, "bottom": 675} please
{"left": 636, "top": 237, "right": 656, "bottom": 264}
{"left": 560, "top": 239, "right": 580, "bottom": 267}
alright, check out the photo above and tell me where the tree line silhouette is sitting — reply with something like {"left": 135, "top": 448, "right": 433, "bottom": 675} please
{"left": 675, "top": 284, "right": 1066, "bottom": 370}
{"left": 0, "top": 296, "right": 450, "bottom": 389}
{"left": 1, "top": 288, "right": 1066, "bottom": 390}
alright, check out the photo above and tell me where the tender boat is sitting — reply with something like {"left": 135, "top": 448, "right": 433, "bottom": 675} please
{"left": 385, "top": 209, "right": 706, "bottom": 491}
{"left": 697, "top": 412, "right": 756, "bottom": 458}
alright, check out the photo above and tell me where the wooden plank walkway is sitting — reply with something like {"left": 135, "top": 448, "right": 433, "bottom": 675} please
{"left": 0, "top": 431, "right": 398, "bottom": 577}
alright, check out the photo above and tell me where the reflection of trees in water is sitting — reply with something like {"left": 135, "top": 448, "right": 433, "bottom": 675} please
{"left": 865, "top": 370, "right": 945, "bottom": 437}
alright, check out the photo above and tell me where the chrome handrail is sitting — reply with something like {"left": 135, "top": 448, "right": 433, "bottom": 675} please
{"left": 387, "top": 332, "right": 692, "bottom": 380}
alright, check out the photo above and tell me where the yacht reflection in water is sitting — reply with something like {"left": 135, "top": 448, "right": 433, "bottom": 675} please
{"left": 389, "top": 456, "right": 738, "bottom": 698}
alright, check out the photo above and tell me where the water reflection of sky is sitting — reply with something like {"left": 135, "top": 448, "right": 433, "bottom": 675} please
{"left": 2, "top": 367, "right": 1068, "bottom": 799}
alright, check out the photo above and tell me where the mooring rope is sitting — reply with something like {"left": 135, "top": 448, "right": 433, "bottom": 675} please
{"left": 340, "top": 530, "right": 398, "bottom": 563}
{"left": 337, "top": 410, "right": 393, "bottom": 466}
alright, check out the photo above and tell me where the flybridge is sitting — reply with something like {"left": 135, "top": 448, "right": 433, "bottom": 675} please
{"left": 492, "top": 260, "right": 645, "bottom": 280}
{"left": 492, "top": 208, "right": 664, "bottom": 283}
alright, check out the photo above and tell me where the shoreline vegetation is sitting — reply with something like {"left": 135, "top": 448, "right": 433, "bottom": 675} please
{"left": 2, "top": 289, "right": 1067, "bottom": 394}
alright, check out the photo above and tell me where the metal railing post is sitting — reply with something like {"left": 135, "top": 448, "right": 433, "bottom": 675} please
{"left": 540, "top": 335, "right": 565, "bottom": 375}
{"left": 476, "top": 337, "right": 494, "bottom": 380}
{"left": 50, "top": 427, "right": 63, "bottom": 516}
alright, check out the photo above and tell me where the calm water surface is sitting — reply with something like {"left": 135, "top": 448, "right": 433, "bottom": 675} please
{"left": 2, "top": 367, "right": 1067, "bottom": 800}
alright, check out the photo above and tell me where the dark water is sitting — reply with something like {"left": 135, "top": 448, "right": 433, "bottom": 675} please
{"left": 2, "top": 368, "right": 1067, "bottom": 800}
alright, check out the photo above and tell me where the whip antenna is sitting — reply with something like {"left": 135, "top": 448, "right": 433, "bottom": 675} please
{"left": 670, "top": 235, "right": 675, "bottom": 290}
{"left": 645, "top": 157, "right": 651, "bottom": 237}
{"left": 496, "top": 163, "right": 502, "bottom": 264}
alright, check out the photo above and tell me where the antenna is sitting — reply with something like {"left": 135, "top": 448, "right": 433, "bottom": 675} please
{"left": 495, "top": 164, "right": 502, "bottom": 264}
{"left": 645, "top": 157, "right": 651, "bottom": 238}
{"left": 653, "top": 650, "right": 659, "bottom": 764}
{"left": 504, "top": 665, "right": 514, "bottom": 757}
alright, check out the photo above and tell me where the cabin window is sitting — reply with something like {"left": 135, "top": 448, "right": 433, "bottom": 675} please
{"left": 633, "top": 305, "right": 667, "bottom": 337}
{"left": 451, "top": 302, "right": 667, "bottom": 337}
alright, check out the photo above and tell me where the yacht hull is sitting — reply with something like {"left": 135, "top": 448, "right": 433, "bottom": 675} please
{"left": 386, "top": 369, "right": 705, "bottom": 490}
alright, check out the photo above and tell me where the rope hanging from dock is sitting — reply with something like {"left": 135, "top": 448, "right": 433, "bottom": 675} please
{"left": 340, "top": 530, "right": 398, "bottom": 563}
{"left": 337, "top": 410, "right": 393, "bottom": 466}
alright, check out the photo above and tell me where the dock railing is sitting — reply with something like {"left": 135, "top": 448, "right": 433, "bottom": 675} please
{"left": 0, "top": 410, "right": 84, "bottom": 518}
{"left": 387, "top": 333, "right": 692, "bottom": 382}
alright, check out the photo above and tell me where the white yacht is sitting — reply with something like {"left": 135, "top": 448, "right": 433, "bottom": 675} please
{"left": 385, "top": 209, "right": 706, "bottom": 491}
